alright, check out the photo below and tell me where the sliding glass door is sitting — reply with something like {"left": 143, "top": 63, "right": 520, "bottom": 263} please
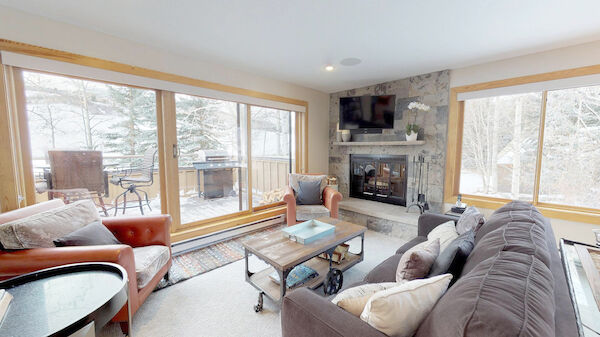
{"left": 250, "top": 106, "right": 295, "bottom": 208}
{"left": 174, "top": 93, "right": 249, "bottom": 225}
{"left": 14, "top": 67, "right": 302, "bottom": 234}
{"left": 22, "top": 70, "right": 162, "bottom": 217}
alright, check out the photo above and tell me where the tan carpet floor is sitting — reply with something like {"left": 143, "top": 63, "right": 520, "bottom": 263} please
{"left": 99, "top": 230, "right": 407, "bottom": 337}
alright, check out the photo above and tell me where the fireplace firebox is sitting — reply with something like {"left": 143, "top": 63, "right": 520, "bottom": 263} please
{"left": 349, "top": 154, "right": 408, "bottom": 206}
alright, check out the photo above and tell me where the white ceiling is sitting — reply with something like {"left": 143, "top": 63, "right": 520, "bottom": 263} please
{"left": 2, "top": 0, "right": 600, "bottom": 93}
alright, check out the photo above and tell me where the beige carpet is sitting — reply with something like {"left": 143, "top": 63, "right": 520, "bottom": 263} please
{"left": 99, "top": 230, "right": 406, "bottom": 337}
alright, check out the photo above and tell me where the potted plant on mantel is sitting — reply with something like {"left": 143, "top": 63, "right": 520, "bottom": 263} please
{"left": 406, "top": 101, "right": 431, "bottom": 141}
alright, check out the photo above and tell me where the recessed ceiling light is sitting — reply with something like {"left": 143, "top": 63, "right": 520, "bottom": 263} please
{"left": 325, "top": 65, "right": 335, "bottom": 72}
{"left": 340, "top": 57, "right": 362, "bottom": 66}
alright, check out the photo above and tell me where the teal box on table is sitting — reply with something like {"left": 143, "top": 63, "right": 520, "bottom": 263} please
{"left": 282, "top": 219, "right": 335, "bottom": 244}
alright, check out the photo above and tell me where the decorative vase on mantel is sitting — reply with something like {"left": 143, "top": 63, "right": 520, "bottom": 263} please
{"left": 406, "top": 131, "right": 418, "bottom": 142}
{"left": 341, "top": 130, "right": 351, "bottom": 142}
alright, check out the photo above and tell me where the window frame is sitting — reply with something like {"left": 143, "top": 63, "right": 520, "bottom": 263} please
{"left": 0, "top": 39, "right": 310, "bottom": 242}
{"left": 445, "top": 71, "right": 600, "bottom": 224}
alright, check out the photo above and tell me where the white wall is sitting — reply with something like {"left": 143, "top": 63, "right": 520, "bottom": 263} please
{"left": 449, "top": 41, "right": 600, "bottom": 244}
{"left": 0, "top": 6, "right": 330, "bottom": 173}
{"left": 450, "top": 40, "right": 600, "bottom": 87}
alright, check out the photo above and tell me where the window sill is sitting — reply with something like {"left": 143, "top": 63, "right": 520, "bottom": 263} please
{"left": 445, "top": 194, "right": 600, "bottom": 224}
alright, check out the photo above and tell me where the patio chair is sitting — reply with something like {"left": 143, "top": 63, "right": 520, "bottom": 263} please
{"left": 48, "top": 150, "right": 109, "bottom": 216}
{"left": 110, "top": 148, "right": 157, "bottom": 215}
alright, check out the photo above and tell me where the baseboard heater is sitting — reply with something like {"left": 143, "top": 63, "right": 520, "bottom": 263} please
{"left": 171, "top": 215, "right": 285, "bottom": 256}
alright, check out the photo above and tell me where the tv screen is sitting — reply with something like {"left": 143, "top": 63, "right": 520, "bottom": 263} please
{"left": 339, "top": 95, "right": 396, "bottom": 130}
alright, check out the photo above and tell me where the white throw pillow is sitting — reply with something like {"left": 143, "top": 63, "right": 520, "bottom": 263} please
{"left": 332, "top": 282, "right": 399, "bottom": 317}
{"left": 427, "top": 221, "right": 459, "bottom": 252}
{"left": 360, "top": 274, "right": 452, "bottom": 337}
{"left": 0, "top": 200, "right": 100, "bottom": 249}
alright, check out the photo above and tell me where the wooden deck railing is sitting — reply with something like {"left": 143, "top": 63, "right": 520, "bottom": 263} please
{"left": 34, "top": 156, "right": 291, "bottom": 205}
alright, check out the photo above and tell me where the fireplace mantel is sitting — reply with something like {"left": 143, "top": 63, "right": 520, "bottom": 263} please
{"left": 332, "top": 140, "right": 425, "bottom": 146}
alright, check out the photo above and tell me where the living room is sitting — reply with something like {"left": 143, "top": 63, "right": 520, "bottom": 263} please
{"left": 0, "top": 1, "right": 599, "bottom": 337}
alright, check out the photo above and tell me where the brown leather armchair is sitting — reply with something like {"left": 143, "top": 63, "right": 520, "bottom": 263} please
{"left": 0, "top": 200, "right": 172, "bottom": 334}
{"left": 283, "top": 174, "right": 342, "bottom": 226}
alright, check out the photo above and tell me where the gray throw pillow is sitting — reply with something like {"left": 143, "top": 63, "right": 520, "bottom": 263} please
{"left": 296, "top": 180, "right": 322, "bottom": 205}
{"left": 428, "top": 230, "right": 475, "bottom": 285}
{"left": 456, "top": 206, "right": 485, "bottom": 234}
{"left": 54, "top": 221, "right": 121, "bottom": 247}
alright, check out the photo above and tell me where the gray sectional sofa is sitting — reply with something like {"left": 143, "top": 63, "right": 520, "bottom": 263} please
{"left": 281, "top": 201, "right": 578, "bottom": 337}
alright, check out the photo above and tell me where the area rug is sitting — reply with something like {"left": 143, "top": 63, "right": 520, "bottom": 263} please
{"left": 156, "top": 226, "right": 280, "bottom": 290}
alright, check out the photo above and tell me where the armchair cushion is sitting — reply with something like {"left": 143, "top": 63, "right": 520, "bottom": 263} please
{"left": 54, "top": 220, "right": 121, "bottom": 247}
{"left": 289, "top": 174, "right": 327, "bottom": 195}
{"left": 133, "top": 245, "right": 170, "bottom": 289}
{"left": 0, "top": 200, "right": 99, "bottom": 249}
{"left": 296, "top": 180, "right": 322, "bottom": 205}
{"left": 296, "top": 205, "right": 330, "bottom": 221}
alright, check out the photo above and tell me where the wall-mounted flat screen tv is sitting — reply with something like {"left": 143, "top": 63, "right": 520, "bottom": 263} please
{"left": 339, "top": 95, "right": 396, "bottom": 132}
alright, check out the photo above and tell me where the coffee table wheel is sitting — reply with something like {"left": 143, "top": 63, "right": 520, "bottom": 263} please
{"left": 323, "top": 268, "right": 343, "bottom": 295}
{"left": 254, "top": 292, "right": 264, "bottom": 312}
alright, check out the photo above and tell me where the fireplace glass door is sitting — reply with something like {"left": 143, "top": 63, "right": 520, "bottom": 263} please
{"left": 349, "top": 155, "right": 407, "bottom": 206}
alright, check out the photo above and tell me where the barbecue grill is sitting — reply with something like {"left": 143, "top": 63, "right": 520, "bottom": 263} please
{"left": 192, "top": 150, "right": 243, "bottom": 200}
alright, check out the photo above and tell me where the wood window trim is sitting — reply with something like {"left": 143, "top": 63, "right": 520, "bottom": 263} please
{"left": 0, "top": 39, "right": 310, "bottom": 239}
{"left": 445, "top": 66, "right": 600, "bottom": 224}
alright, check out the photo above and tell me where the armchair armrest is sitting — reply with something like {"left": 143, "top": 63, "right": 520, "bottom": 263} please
{"left": 283, "top": 186, "right": 297, "bottom": 226}
{"left": 102, "top": 214, "right": 172, "bottom": 248}
{"left": 282, "top": 288, "right": 387, "bottom": 337}
{"left": 418, "top": 213, "right": 457, "bottom": 237}
{"left": 323, "top": 187, "right": 342, "bottom": 218}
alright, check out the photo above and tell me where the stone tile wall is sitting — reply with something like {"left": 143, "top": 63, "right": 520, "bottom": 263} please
{"left": 329, "top": 70, "right": 450, "bottom": 212}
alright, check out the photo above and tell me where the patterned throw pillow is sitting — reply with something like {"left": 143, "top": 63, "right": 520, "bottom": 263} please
{"left": 396, "top": 239, "right": 440, "bottom": 282}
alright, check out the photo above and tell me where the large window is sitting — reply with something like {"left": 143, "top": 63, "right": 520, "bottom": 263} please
{"left": 23, "top": 70, "right": 161, "bottom": 217}
{"left": 458, "top": 83, "right": 600, "bottom": 212}
{"left": 540, "top": 86, "right": 600, "bottom": 209}
{"left": 0, "top": 41, "right": 308, "bottom": 240}
{"left": 460, "top": 93, "right": 541, "bottom": 200}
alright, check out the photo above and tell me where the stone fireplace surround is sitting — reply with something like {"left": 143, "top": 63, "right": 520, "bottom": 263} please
{"left": 328, "top": 70, "right": 450, "bottom": 239}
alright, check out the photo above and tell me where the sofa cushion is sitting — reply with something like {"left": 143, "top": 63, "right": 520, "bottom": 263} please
{"left": 133, "top": 245, "right": 171, "bottom": 289}
{"left": 456, "top": 206, "right": 485, "bottom": 234}
{"left": 0, "top": 200, "right": 100, "bottom": 249}
{"left": 53, "top": 220, "right": 121, "bottom": 247}
{"left": 416, "top": 251, "right": 555, "bottom": 337}
{"left": 396, "top": 239, "right": 440, "bottom": 282}
{"left": 289, "top": 174, "right": 327, "bottom": 196}
{"left": 475, "top": 201, "right": 546, "bottom": 244}
{"left": 361, "top": 274, "right": 452, "bottom": 337}
{"left": 395, "top": 236, "right": 427, "bottom": 255}
{"left": 364, "top": 254, "right": 402, "bottom": 283}
{"left": 332, "top": 282, "right": 399, "bottom": 317}
{"left": 296, "top": 180, "right": 322, "bottom": 205}
{"left": 296, "top": 205, "right": 330, "bottom": 221}
{"left": 427, "top": 221, "right": 459, "bottom": 252}
{"left": 428, "top": 230, "right": 475, "bottom": 285}
{"left": 461, "top": 220, "right": 551, "bottom": 276}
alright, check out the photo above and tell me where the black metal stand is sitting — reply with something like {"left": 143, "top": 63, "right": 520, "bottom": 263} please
{"left": 406, "top": 155, "right": 430, "bottom": 214}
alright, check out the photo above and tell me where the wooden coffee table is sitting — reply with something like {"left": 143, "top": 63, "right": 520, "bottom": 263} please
{"left": 242, "top": 216, "right": 366, "bottom": 311}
